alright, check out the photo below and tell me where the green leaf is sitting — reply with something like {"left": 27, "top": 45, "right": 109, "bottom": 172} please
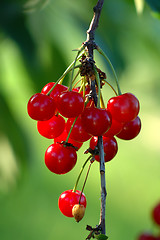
{"left": 95, "top": 234, "right": 108, "bottom": 240}
{"left": 145, "top": 0, "right": 160, "bottom": 13}
{"left": 134, "top": 0, "right": 145, "bottom": 14}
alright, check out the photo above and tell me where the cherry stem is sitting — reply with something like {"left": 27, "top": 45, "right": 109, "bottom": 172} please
{"left": 46, "top": 64, "right": 81, "bottom": 96}
{"left": 72, "top": 77, "right": 82, "bottom": 89}
{"left": 82, "top": 77, "right": 86, "bottom": 98}
{"left": 73, "top": 155, "right": 93, "bottom": 193}
{"left": 72, "top": 69, "right": 81, "bottom": 85}
{"left": 100, "top": 94, "right": 105, "bottom": 109}
{"left": 69, "top": 46, "right": 85, "bottom": 91}
{"left": 103, "top": 79, "right": 118, "bottom": 96}
{"left": 79, "top": 161, "right": 92, "bottom": 204}
{"left": 65, "top": 117, "right": 78, "bottom": 143}
{"left": 96, "top": 46, "right": 122, "bottom": 96}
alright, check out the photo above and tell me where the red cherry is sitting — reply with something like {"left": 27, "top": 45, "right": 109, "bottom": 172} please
{"left": 116, "top": 116, "right": 141, "bottom": 140}
{"left": 37, "top": 115, "right": 65, "bottom": 139}
{"left": 90, "top": 136, "right": 118, "bottom": 162}
{"left": 54, "top": 128, "right": 83, "bottom": 150}
{"left": 57, "top": 91, "right": 85, "bottom": 118}
{"left": 45, "top": 143, "right": 77, "bottom": 174}
{"left": 103, "top": 117, "right": 123, "bottom": 137}
{"left": 138, "top": 233, "right": 157, "bottom": 240}
{"left": 66, "top": 117, "right": 92, "bottom": 142}
{"left": 58, "top": 190, "right": 87, "bottom": 217}
{"left": 27, "top": 93, "right": 56, "bottom": 121}
{"left": 41, "top": 82, "right": 68, "bottom": 104}
{"left": 107, "top": 93, "right": 140, "bottom": 123}
{"left": 81, "top": 107, "right": 112, "bottom": 136}
{"left": 152, "top": 202, "right": 160, "bottom": 226}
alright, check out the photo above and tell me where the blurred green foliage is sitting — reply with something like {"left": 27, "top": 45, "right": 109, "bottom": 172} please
{"left": 0, "top": 0, "right": 160, "bottom": 240}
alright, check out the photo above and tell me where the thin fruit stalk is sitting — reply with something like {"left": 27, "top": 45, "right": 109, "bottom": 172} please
{"left": 84, "top": 0, "right": 107, "bottom": 235}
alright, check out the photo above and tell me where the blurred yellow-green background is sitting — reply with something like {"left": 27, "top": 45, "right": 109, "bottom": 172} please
{"left": 0, "top": 0, "right": 160, "bottom": 239}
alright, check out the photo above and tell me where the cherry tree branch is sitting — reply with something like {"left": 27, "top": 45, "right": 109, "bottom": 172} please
{"left": 98, "top": 136, "right": 107, "bottom": 234}
{"left": 84, "top": 0, "right": 104, "bottom": 58}
{"left": 84, "top": 0, "right": 107, "bottom": 236}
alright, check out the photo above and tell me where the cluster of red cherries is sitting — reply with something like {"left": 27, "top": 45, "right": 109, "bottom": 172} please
{"left": 138, "top": 202, "right": 160, "bottom": 240}
{"left": 27, "top": 73, "right": 141, "bottom": 221}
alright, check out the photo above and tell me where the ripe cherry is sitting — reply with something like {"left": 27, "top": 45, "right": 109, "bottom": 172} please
{"left": 116, "top": 116, "right": 141, "bottom": 140}
{"left": 66, "top": 117, "right": 92, "bottom": 142}
{"left": 41, "top": 82, "right": 68, "bottom": 104}
{"left": 37, "top": 114, "right": 65, "bottom": 139}
{"left": 103, "top": 117, "right": 123, "bottom": 137}
{"left": 107, "top": 93, "right": 140, "bottom": 123}
{"left": 54, "top": 128, "right": 83, "bottom": 150}
{"left": 81, "top": 107, "right": 112, "bottom": 136}
{"left": 57, "top": 91, "right": 85, "bottom": 118}
{"left": 138, "top": 233, "right": 157, "bottom": 240}
{"left": 27, "top": 93, "right": 56, "bottom": 121}
{"left": 90, "top": 136, "right": 118, "bottom": 162}
{"left": 152, "top": 202, "right": 160, "bottom": 226}
{"left": 58, "top": 190, "right": 87, "bottom": 217}
{"left": 45, "top": 143, "right": 77, "bottom": 174}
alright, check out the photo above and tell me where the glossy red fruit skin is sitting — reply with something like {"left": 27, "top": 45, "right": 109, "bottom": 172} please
{"left": 41, "top": 83, "right": 68, "bottom": 104}
{"left": 66, "top": 117, "right": 92, "bottom": 142}
{"left": 45, "top": 143, "right": 77, "bottom": 174}
{"left": 37, "top": 115, "right": 65, "bottom": 139}
{"left": 103, "top": 117, "right": 123, "bottom": 137}
{"left": 54, "top": 128, "right": 83, "bottom": 150}
{"left": 116, "top": 116, "right": 141, "bottom": 140}
{"left": 81, "top": 107, "right": 112, "bottom": 136}
{"left": 152, "top": 202, "right": 160, "bottom": 226}
{"left": 27, "top": 93, "right": 56, "bottom": 121}
{"left": 90, "top": 136, "right": 118, "bottom": 162}
{"left": 107, "top": 93, "right": 140, "bottom": 123}
{"left": 57, "top": 91, "right": 85, "bottom": 118}
{"left": 138, "top": 233, "right": 157, "bottom": 240}
{"left": 58, "top": 190, "right": 87, "bottom": 217}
